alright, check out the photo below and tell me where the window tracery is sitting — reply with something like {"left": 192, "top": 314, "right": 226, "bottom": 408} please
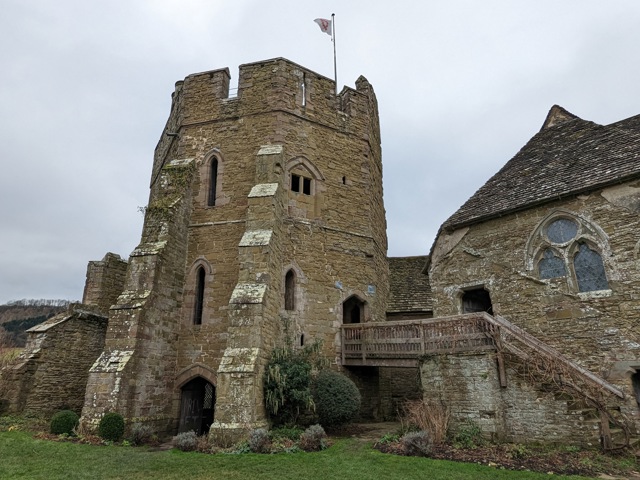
{"left": 527, "top": 211, "right": 610, "bottom": 293}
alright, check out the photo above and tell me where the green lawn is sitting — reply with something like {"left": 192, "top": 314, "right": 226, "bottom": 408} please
{"left": 0, "top": 431, "right": 595, "bottom": 480}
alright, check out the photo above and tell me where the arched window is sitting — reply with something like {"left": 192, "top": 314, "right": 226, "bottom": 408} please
{"left": 527, "top": 211, "right": 611, "bottom": 293}
{"left": 207, "top": 157, "right": 218, "bottom": 207}
{"left": 284, "top": 269, "right": 295, "bottom": 311}
{"left": 538, "top": 249, "right": 567, "bottom": 279}
{"left": 574, "top": 243, "right": 609, "bottom": 292}
{"left": 193, "top": 267, "right": 205, "bottom": 325}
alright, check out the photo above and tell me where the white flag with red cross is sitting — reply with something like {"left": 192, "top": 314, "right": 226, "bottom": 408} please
{"left": 314, "top": 18, "right": 332, "bottom": 36}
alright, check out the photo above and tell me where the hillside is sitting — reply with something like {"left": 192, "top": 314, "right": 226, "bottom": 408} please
{"left": 0, "top": 300, "right": 70, "bottom": 346}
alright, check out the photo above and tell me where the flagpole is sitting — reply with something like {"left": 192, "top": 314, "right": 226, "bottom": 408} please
{"left": 332, "top": 13, "right": 337, "bottom": 96}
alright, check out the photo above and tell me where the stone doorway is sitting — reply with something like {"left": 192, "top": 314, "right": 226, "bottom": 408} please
{"left": 178, "top": 377, "right": 215, "bottom": 435}
{"left": 632, "top": 370, "right": 640, "bottom": 408}
{"left": 461, "top": 288, "right": 493, "bottom": 315}
{"left": 343, "top": 295, "right": 366, "bottom": 324}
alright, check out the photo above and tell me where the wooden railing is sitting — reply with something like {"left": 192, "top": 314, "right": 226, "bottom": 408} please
{"left": 341, "top": 313, "right": 496, "bottom": 367}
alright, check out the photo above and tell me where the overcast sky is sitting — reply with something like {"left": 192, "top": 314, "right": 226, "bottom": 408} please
{"left": 1, "top": 1, "right": 639, "bottom": 304}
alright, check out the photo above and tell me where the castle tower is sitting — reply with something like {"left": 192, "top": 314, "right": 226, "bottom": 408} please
{"left": 81, "top": 58, "right": 388, "bottom": 436}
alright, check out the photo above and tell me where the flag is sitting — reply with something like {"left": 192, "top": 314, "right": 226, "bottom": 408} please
{"left": 314, "top": 18, "right": 332, "bottom": 36}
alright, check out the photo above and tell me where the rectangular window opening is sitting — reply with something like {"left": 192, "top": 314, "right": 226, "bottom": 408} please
{"left": 303, "top": 177, "right": 311, "bottom": 195}
{"left": 291, "top": 174, "right": 301, "bottom": 192}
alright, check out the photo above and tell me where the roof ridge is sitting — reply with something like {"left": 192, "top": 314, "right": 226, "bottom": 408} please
{"left": 540, "top": 105, "right": 581, "bottom": 131}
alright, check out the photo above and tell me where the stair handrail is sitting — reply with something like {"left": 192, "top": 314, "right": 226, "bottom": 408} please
{"left": 483, "top": 313, "right": 624, "bottom": 399}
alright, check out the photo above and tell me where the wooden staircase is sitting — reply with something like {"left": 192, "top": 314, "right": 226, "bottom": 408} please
{"left": 341, "top": 312, "right": 637, "bottom": 450}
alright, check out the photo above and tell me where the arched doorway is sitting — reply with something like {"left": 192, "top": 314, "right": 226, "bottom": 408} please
{"left": 343, "top": 295, "right": 366, "bottom": 324}
{"left": 461, "top": 288, "right": 493, "bottom": 315}
{"left": 178, "top": 377, "right": 215, "bottom": 435}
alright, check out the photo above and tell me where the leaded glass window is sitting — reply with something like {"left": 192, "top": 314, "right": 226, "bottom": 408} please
{"left": 574, "top": 243, "right": 609, "bottom": 292}
{"left": 546, "top": 218, "right": 578, "bottom": 244}
{"left": 538, "top": 249, "right": 567, "bottom": 279}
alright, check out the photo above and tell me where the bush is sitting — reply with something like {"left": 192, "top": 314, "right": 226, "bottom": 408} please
{"left": 173, "top": 431, "right": 198, "bottom": 451}
{"left": 98, "top": 412, "right": 125, "bottom": 442}
{"left": 50, "top": 410, "right": 79, "bottom": 435}
{"left": 453, "top": 420, "right": 484, "bottom": 449}
{"left": 264, "top": 342, "right": 327, "bottom": 425}
{"left": 299, "top": 424, "right": 327, "bottom": 452}
{"left": 128, "top": 423, "right": 155, "bottom": 446}
{"left": 248, "top": 428, "right": 271, "bottom": 453}
{"left": 312, "top": 369, "right": 361, "bottom": 428}
{"left": 400, "top": 430, "right": 432, "bottom": 457}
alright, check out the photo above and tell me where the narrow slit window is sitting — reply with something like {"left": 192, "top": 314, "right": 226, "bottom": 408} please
{"left": 208, "top": 158, "right": 218, "bottom": 207}
{"left": 301, "top": 73, "right": 306, "bottom": 107}
{"left": 285, "top": 270, "right": 295, "bottom": 311}
{"left": 193, "top": 267, "right": 205, "bottom": 325}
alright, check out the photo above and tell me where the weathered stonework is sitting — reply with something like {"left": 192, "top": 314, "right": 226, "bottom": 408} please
{"left": 1, "top": 305, "right": 107, "bottom": 415}
{"left": 420, "top": 352, "right": 603, "bottom": 445}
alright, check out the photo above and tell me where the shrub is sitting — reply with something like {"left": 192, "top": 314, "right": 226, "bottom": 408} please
{"left": 400, "top": 430, "right": 432, "bottom": 457}
{"left": 50, "top": 410, "right": 79, "bottom": 435}
{"left": 128, "top": 423, "right": 155, "bottom": 446}
{"left": 195, "top": 434, "right": 212, "bottom": 453}
{"left": 173, "top": 431, "right": 198, "bottom": 451}
{"left": 98, "top": 412, "right": 125, "bottom": 442}
{"left": 248, "top": 428, "right": 271, "bottom": 453}
{"left": 312, "top": 369, "right": 361, "bottom": 428}
{"left": 299, "top": 424, "right": 327, "bottom": 452}
{"left": 453, "top": 420, "right": 484, "bottom": 449}
{"left": 401, "top": 399, "right": 450, "bottom": 445}
{"left": 264, "top": 341, "right": 327, "bottom": 425}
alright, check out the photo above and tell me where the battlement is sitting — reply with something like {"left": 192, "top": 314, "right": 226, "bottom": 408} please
{"left": 169, "top": 57, "right": 377, "bottom": 130}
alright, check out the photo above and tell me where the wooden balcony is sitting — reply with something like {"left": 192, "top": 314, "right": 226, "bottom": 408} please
{"left": 341, "top": 313, "right": 497, "bottom": 367}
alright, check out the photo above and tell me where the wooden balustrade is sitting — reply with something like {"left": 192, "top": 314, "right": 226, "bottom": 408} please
{"left": 341, "top": 313, "right": 497, "bottom": 367}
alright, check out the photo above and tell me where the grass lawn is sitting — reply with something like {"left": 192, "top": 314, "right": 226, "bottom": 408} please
{"left": 0, "top": 431, "right": 596, "bottom": 480}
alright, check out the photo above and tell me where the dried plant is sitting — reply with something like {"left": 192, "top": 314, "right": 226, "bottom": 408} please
{"left": 401, "top": 399, "right": 450, "bottom": 445}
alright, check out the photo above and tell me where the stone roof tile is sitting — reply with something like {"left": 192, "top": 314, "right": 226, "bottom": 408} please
{"left": 387, "top": 256, "right": 432, "bottom": 313}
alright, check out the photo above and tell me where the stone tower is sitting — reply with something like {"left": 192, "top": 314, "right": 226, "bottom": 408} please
{"left": 81, "top": 58, "right": 388, "bottom": 436}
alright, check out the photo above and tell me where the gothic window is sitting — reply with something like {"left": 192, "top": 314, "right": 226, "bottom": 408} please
{"left": 538, "top": 249, "right": 567, "bottom": 279}
{"left": 574, "top": 243, "right": 609, "bottom": 292}
{"left": 207, "top": 157, "right": 218, "bottom": 206}
{"left": 527, "top": 211, "right": 611, "bottom": 293}
{"left": 193, "top": 266, "right": 205, "bottom": 325}
{"left": 285, "top": 269, "right": 295, "bottom": 311}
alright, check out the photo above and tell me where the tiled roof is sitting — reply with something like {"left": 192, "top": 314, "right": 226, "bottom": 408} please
{"left": 387, "top": 256, "right": 432, "bottom": 313}
{"left": 442, "top": 106, "right": 640, "bottom": 231}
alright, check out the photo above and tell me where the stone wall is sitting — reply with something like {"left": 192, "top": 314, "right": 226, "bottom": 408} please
{"left": 82, "top": 252, "right": 128, "bottom": 313}
{"left": 428, "top": 180, "right": 640, "bottom": 433}
{"left": 81, "top": 157, "right": 195, "bottom": 434}
{"left": 420, "top": 352, "right": 602, "bottom": 445}
{"left": 2, "top": 307, "right": 107, "bottom": 415}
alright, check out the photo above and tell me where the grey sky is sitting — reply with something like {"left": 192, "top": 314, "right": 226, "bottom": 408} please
{"left": 1, "top": 0, "right": 639, "bottom": 304}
